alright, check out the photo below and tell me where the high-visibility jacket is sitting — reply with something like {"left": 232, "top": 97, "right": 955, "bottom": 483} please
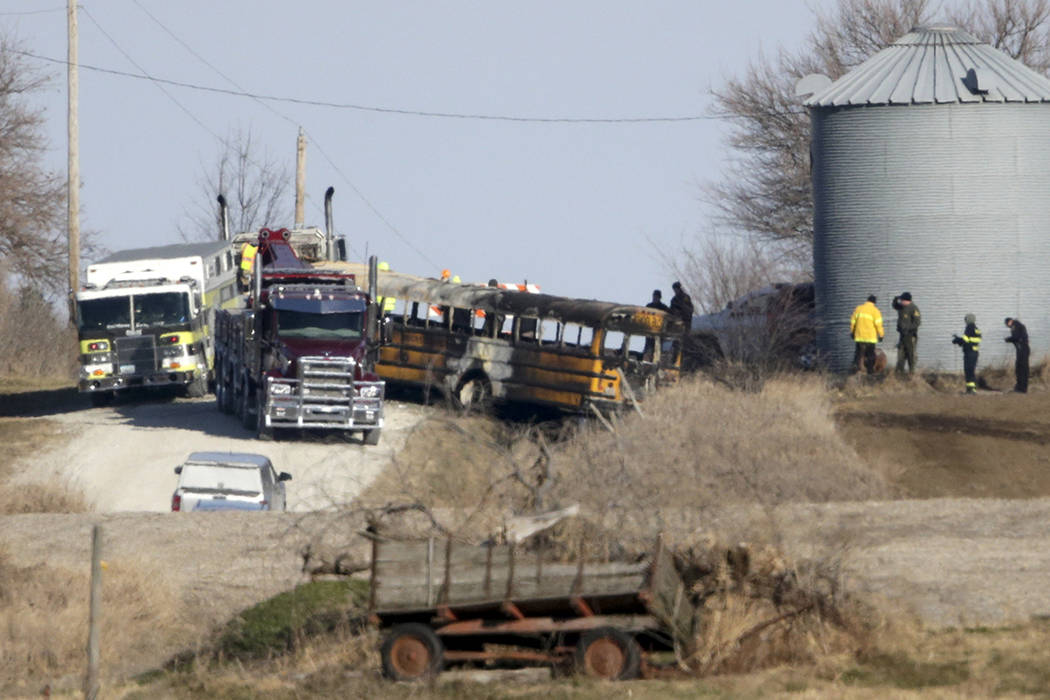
{"left": 850, "top": 301, "right": 884, "bottom": 343}
{"left": 960, "top": 323, "right": 981, "bottom": 352}
{"left": 240, "top": 243, "right": 258, "bottom": 273}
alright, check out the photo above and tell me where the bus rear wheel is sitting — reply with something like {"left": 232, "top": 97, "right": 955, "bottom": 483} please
{"left": 455, "top": 375, "right": 491, "bottom": 413}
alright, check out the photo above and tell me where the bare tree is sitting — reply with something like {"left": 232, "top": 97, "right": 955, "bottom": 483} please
{"left": 0, "top": 35, "right": 68, "bottom": 295}
{"left": 707, "top": 0, "right": 1050, "bottom": 253}
{"left": 179, "top": 128, "right": 292, "bottom": 241}
{"left": 671, "top": 232, "right": 800, "bottom": 315}
{"left": 950, "top": 0, "right": 1050, "bottom": 70}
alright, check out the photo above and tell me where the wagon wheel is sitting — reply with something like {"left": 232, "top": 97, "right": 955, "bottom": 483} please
{"left": 380, "top": 623, "right": 445, "bottom": 681}
{"left": 574, "top": 627, "right": 641, "bottom": 681}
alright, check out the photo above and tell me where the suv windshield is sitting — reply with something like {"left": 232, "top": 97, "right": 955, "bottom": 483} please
{"left": 78, "top": 297, "right": 131, "bottom": 330}
{"left": 135, "top": 292, "right": 190, "bottom": 327}
{"left": 277, "top": 310, "right": 363, "bottom": 340}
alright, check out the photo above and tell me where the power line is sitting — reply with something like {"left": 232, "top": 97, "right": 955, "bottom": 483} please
{"left": 78, "top": 8, "right": 218, "bottom": 141}
{"left": 127, "top": 1, "right": 438, "bottom": 268}
{"left": 77, "top": 8, "right": 363, "bottom": 257}
{"left": 11, "top": 48, "right": 718, "bottom": 123}
{"left": 0, "top": 6, "right": 66, "bottom": 16}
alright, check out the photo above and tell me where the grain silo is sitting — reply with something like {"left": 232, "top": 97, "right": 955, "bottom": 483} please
{"left": 801, "top": 26, "right": 1050, "bottom": 373}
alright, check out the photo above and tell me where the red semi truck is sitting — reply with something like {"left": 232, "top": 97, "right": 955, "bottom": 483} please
{"left": 213, "top": 228, "right": 385, "bottom": 443}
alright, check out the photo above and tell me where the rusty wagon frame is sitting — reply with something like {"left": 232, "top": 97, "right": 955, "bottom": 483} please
{"left": 367, "top": 535, "right": 696, "bottom": 681}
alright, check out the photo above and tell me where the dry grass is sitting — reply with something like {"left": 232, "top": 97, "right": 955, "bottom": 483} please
{"left": 0, "top": 545, "right": 191, "bottom": 695}
{"left": 0, "top": 416, "right": 85, "bottom": 514}
{"left": 0, "top": 480, "right": 88, "bottom": 514}
{"left": 0, "top": 274, "right": 77, "bottom": 379}
{"left": 363, "top": 373, "right": 889, "bottom": 547}
{"left": 116, "top": 619, "right": 1050, "bottom": 698}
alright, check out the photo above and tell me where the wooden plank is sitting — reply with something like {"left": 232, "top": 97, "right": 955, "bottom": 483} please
{"left": 374, "top": 562, "right": 645, "bottom": 591}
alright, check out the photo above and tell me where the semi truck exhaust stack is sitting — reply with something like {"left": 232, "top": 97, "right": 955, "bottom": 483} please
{"left": 217, "top": 194, "right": 230, "bottom": 242}
{"left": 324, "top": 186, "right": 336, "bottom": 261}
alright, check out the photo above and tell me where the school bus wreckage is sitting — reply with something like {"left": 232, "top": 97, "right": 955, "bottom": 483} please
{"left": 336, "top": 264, "right": 686, "bottom": 414}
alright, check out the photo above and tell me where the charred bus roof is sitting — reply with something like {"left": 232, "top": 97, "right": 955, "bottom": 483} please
{"left": 335, "top": 264, "right": 684, "bottom": 335}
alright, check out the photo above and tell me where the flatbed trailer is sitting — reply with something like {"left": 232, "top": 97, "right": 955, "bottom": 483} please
{"left": 368, "top": 535, "right": 697, "bottom": 681}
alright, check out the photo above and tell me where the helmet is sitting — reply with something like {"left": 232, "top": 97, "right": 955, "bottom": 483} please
{"left": 441, "top": 269, "right": 451, "bottom": 280}
{"left": 377, "top": 261, "right": 390, "bottom": 272}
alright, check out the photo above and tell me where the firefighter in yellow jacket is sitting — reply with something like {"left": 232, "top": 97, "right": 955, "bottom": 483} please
{"left": 850, "top": 295, "right": 884, "bottom": 374}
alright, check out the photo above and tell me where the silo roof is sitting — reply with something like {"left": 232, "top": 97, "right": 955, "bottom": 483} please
{"left": 804, "top": 25, "right": 1050, "bottom": 106}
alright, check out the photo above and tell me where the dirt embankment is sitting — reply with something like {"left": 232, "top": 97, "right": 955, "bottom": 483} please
{"left": 835, "top": 388, "right": 1050, "bottom": 498}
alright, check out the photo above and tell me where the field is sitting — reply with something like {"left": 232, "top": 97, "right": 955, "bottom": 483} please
{"left": 3, "top": 370, "right": 1050, "bottom": 697}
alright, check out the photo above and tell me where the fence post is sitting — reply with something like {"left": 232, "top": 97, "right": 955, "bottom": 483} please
{"left": 83, "top": 524, "right": 101, "bottom": 700}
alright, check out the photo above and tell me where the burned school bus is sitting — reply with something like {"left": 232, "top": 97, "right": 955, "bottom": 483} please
{"left": 342, "top": 267, "right": 685, "bottom": 413}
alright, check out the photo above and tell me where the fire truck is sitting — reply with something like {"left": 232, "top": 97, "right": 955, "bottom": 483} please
{"left": 75, "top": 241, "right": 238, "bottom": 405}
{"left": 213, "top": 228, "right": 385, "bottom": 443}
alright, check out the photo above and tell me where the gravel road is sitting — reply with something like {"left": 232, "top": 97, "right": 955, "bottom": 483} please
{"left": 16, "top": 395, "right": 429, "bottom": 512}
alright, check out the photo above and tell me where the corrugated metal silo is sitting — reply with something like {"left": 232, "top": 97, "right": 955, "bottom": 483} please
{"left": 804, "top": 26, "right": 1050, "bottom": 373}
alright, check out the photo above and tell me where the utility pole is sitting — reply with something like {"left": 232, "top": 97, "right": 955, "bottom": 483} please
{"left": 67, "top": 0, "right": 80, "bottom": 320}
{"left": 294, "top": 127, "right": 306, "bottom": 227}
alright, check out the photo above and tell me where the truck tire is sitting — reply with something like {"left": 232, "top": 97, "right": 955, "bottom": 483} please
{"left": 256, "top": 392, "right": 273, "bottom": 441}
{"left": 380, "top": 623, "right": 444, "bottom": 681}
{"left": 216, "top": 363, "right": 230, "bottom": 414}
{"left": 363, "top": 428, "right": 381, "bottom": 446}
{"left": 240, "top": 382, "right": 256, "bottom": 431}
{"left": 220, "top": 363, "right": 235, "bottom": 414}
{"left": 574, "top": 627, "right": 641, "bottom": 680}
{"left": 185, "top": 373, "right": 207, "bottom": 399}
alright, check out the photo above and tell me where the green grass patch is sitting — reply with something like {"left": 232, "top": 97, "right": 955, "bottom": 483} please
{"left": 988, "top": 650, "right": 1050, "bottom": 695}
{"left": 840, "top": 651, "right": 969, "bottom": 689}
{"left": 215, "top": 579, "right": 369, "bottom": 660}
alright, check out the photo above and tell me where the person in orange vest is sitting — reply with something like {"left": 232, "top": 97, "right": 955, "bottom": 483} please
{"left": 849, "top": 295, "right": 884, "bottom": 374}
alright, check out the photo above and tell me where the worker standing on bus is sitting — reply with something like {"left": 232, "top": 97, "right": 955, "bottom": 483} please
{"left": 239, "top": 241, "right": 258, "bottom": 291}
{"left": 376, "top": 261, "right": 396, "bottom": 315}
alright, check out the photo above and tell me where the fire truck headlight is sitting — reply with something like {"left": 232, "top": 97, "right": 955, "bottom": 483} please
{"left": 270, "top": 382, "right": 292, "bottom": 395}
{"left": 359, "top": 385, "right": 379, "bottom": 398}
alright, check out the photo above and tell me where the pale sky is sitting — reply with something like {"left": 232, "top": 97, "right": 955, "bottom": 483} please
{"left": 6, "top": 1, "right": 823, "bottom": 305}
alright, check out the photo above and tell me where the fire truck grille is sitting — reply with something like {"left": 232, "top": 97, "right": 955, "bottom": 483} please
{"left": 115, "top": 335, "right": 157, "bottom": 374}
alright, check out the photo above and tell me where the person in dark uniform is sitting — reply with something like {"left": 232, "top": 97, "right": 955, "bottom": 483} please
{"left": 892, "top": 292, "right": 921, "bottom": 374}
{"left": 643, "top": 290, "right": 669, "bottom": 360}
{"left": 1005, "top": 317, "right": 1030, "bottom": 393}
{"left": 952, "top": 313, "right": 982, "bottom": 394}
{"left": 669, "top": 282, "right": 694, "bottom": 324}
{"left": 646, "top": 289, "right": 669, "bottom": 312}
